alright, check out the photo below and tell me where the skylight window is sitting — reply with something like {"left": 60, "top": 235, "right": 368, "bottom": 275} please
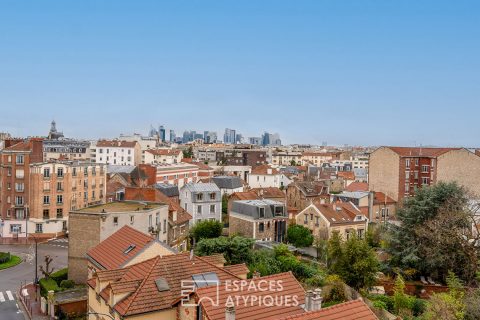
{"left": 123, "top": 244, "right": 136, "bottom": 254}
{"left": 191, "top": 272, "right": 219, "bottom": 288}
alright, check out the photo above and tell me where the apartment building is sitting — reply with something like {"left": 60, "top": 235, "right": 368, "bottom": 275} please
{"left": 43, "top": 121, "right": 91, "bottom": 161}
{"left": 155, "top": 163, "right": 199, "bottom": 188}
{"left": 68, "top": 201, "right": 169, "bottom": 283}
{"left": 179, "top": 183, "right": 221, "bottom": 225}
{"left": 0, "top": 138, "right": 43, "bottom": 238}
{"left": 29, "top": 161, "right": 106, "bottom": 236}
{"left": 144, "top": 148, "right": 183, "bottom": 165}
{"left": 369, "top": 147, "right": 480, "bottom": 203}
{"left": 301, "top": 151, "right": 346, "bottom": 166}
{"left": 247, "top": 165, "right": 292, "bottom": 189}
{"left": 271, "top": 151, "right": 303, "bottom": 166}
{"left": 119, "top": 133, "right": 159, "bottom": 164}
{"left": 229, "top": 199, "right": 288, "bottom": 242}
{"left": 95, "top": 140, "right": 141, "bottom": 166}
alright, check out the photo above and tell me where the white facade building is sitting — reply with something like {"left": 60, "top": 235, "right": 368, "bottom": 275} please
{"left": 179, "top": 183, "right": 221, "bottom": 225}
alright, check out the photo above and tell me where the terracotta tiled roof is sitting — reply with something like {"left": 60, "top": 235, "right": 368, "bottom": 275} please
{"left": 4, "top": 140, "right": 34, "bottom": 152}
{"left": 146, "top": 149, "right": 181, "bottom": 156}
{"left": 200, "top": 254, "right": 225, "bottom": 267}
{"left": 197, "top": 272, "right": 306, "bottom": 320}
{"left": 97, "top": 140, "right": 138, "bottom": 148}
{"left": 251, "top": 187, "right": 285, "bottom": 199}
{"left": 251, "top": 165, "right": 280, "bottom": 175}
{"left": 223, "top": 263, "right": 249, "bottom": 277}
{"left": 337, "top": 171, "right": 355, "bottom": 180}
{"left": 231, "top": 191, "right": 259, "bottom": 201}
{"left": 93, "top": 253, "right": 241, "bottom": 316}
{"left": 280, "top": 299, "right": 378, "bottom": 320}
{"left": 385, "top": 146, "right": 460, "bottom": 157}
{"left": 345, "top": 182, "right": 369, "bottom": 192}
{"left": 87, "top": 225, "right": 155, "bottom": 269}
{"left": 373, "top": 192, "right": 396, "bottom": 205}
{"left": 313, "top": 202, "right": 364, "bottom": 225}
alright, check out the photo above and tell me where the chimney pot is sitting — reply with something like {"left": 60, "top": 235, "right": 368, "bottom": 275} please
{"left": 304, "top": 290, "right": 313, "bottom": 311}
{"left": 225, "top": 299, "right": 235, "bottom": 320}
{"left": 311, "top": 288, "right": 323, "bottom": 311}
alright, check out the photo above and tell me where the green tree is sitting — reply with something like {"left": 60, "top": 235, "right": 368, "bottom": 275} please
{"left": 424, "top": 271, "right": 466, "bottom": 320}
{"left": 393, "top": 274, "right": 414, "bottom": 317}
{"left": 290, "top": 160, "right": 296, "bottom": 166}
{"left": 388, "top": 182, "right": 478, "bottom": 283}
{"left": 183, "top": 146, "right": 193, "bottom": 158}
{"left": 328, "top": 233, "right": 378, "bottom": 290}
{"left": 190, "top": 220, "right": 223, "bottom": 242}
{"left": 195, "top": 236, "right": 254, "bottom": 265}
{"left": 287, "top": 224, "right": 314, "bottom": 248}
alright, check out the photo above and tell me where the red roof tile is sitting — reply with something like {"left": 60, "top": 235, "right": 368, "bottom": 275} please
{"left": 373, "top": 192, "right": 396, "bottom": 205}
{"left": 337, "top": 171, "right": 355, "bottom": 180}
{"left": 146, "top": 149, "right": 181, "bottom": 156}
{"left": 87, "top": 225, "right": 155, "bottom": 269}
{"left": 251, "top": 165, "right": 280, "bottom": 175}
{"left": 345, "top": 182, "right": 369, "bottom": 192}
{"left": 197, "top": 272, "right": 306, "bottom": 320}
{"left": 280, "top": 299, "right": 378, "bottom": 320}
{"left": 251, "top": 187, "right": 285, "bottom": 199}
{"left": 222, "top": 263, "right": 249, "bottom": 277}
{"left": 230, "top": 191, "right": 259, "bottom": 201}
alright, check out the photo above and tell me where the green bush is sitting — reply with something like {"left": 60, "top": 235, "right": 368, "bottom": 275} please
{"left": 39, "top": 278, "right": 60, "bottom": 297}
{"left": 373, "top": 300, "right": 388, "bottom": 310}
{"left": 60, "top": 280, "right": 75, "bottom": 289}
{"left": 50, "top": 268, "right": 68, "bottom": 284}
{"left": 369, "top": 294, "right": 394, "bottom": 313}
{"left": 0, "top": 252, "right": 10, "bottom": 264}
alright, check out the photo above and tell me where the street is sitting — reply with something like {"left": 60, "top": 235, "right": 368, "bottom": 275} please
{"left": 0, "top": 238, "right": 68, "bottom": 319}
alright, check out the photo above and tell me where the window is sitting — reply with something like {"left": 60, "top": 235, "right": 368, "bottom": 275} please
{"left": 357, "top": 229, "right": 364, "bottom": 239}
{"left": 57, "top": 182, "right": 63, "bottom": 191}
{"left": 15, "top": 196, "right": 24, "bottom": 205}
{"left": 7, "top": 167, "right": 11, "bottom": 176}
{"left": 259, "top": 222, "right": 265, "bottom": 232}
{"left": 196, "top": 193, "right": 203, "bottom": 201}
{"left": 57, "top": 195, "right": 63, "bottom": 204}
{"left": 10, "top": 225, "right": 21, "bottom": 234}
{"left": 7, "top": 155, "right": 11, "bottom": 163}
{"left": 315, "top": 216, "right": 319, "bottom": 226}
{"left": 304, "top": 215, "right": 308, "bottom": 224}
{"left": 43, "top": 209, "right": 49, "bottom": 219}
{"left": 15, "top": 183, "right": 24, "bottom": 192}
{"left": 15, "top": 209, "right": 25, "bottom": 219}
{"left": 43, "top": 196, "right": 50, "bottom": 204}
{"left": 381, "top": 207, "right": 389, "bottom": 218}
{"left": 414, "top": 171, "right": 419, "bottom": 179}
{"left": 56, "top": 208, "right": 63, "bottom": 218}
{"left": 6, "top": 182, "right": 11, "bottom": 190}
{"left": 43, "top": 168, "right": 50, "bottom": 178}
{"left": 405, "top": 183, "right": 410, "bottom": 193}
{"left": 210, "top": 205, "right": 215, "bottom": 213}
{"left": 72, "top": 167, "right": 77, "bottom": 176}
{"left": 156, "top": 213, "right": 160, "bottom": 226}
{"left": 259, "top": 207, "right": 265, "bottom": 218}
{"left": 149, "top": 215, "right": 152, "bottom": 228}
{"left": 57, "top": 168, "right": 64, "bottom": 177}
{"left": 16, "top": 169, "right": 24, "bottom": 179}
{"left": 274, "top": 206, "right": 284, "bottom": 216}
{"left": 84, "top": 167, "right": 88, "bottom": 176}
{"left": 197, "top": 205, "right": 202, "bottom": 214}
{"left": 415, "top": 158, "right": 419, "bottom": 166}
{"left": 113, "top": 217, "right": 118, "bottom": 226}
{"left": 421, "top": 165, "right": 429, "bottom": 173}
{"left": 36, "top": 224, "right": 43, "bottom": 233}
{"left": 405, "top": 159, "right": 410, "bottom": 167}
{"left": 16, "top": 155, "right": 24, "bottom": 164}
{"left": 130, "top": 216, "right": 134, "bottom": 224}
{"left": 209, "top": 193, "right": 216, "bottom": 200}
{"left": 405, "top": 171, "right": 410, "bottom": 179}
{"left": 163, "top": 219, "right": 167, "bottom": 234}
{"left": 422, "top": 177, "right": 429, "bottom": 185}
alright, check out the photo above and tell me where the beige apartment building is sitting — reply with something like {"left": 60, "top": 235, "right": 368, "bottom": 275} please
{"left": 29, "top": 161, "right": 106, "bottom": 236}
{"left": 369, "top": 147, "right": 480, "bottom": 203}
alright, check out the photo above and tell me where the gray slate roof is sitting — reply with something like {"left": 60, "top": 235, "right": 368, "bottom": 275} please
{"left": 211, "top": 176, "right": 243, "bottom": 189}
{"left": 181, "top": 182, "right": 220, "bottom": 193}
{"left": 154, "top": 183, "right": 179, "bottom": 197}
{"left": 231, "top": 199, "right": 286, "bottom": 219}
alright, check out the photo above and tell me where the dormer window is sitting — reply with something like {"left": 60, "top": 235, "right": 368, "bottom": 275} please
{"left": 259, "top": 207, "right": 265, "bottom": 218}
{"left": 123, "top": 244, "right": 136, "bottom": 254}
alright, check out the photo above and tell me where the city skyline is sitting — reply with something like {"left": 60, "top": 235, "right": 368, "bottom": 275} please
{"left": 1, "top": 1, "right": 479, "bottom": 146}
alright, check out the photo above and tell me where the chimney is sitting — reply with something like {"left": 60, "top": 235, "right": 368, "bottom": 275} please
{"left": 368, "top": 191, "right": 374, "bottom": 221}
{"left": 252, "top": 271, "right": 261, "bottom": 279}
{"left": 225, "top": 299, "right": 235, "bottom": 320}
{"left": 311, "top": 288, "right": 323, "bottom": 311}
{"left": 304, "top": 290, "right": 313, "bottom": 311}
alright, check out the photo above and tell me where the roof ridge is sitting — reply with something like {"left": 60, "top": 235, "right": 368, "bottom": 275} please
{"left": 122, "top": 255, "right": 162, "bottom": 314}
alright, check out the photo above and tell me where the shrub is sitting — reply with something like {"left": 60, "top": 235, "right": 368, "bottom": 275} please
{"left": 0, "top": 252, "right": 10, "bottom": 264}
{"left": 373, "top": 300, "right": 388, "bottom": 310}
{"left": 39, "top": 278, "right": 60, "bottom": 297}
{"left": 50, "top": 268, "right": 68, "bottom": 284}
{"left": 60, "top": 280, "right": 75, "bottom": 289}
{"left": 369, "top": 295, "right": 394, "bottom": 313}
{"left": 286, "top": 225, "right": 314, "bottom": 248}
{"left": 191, "top": 220, "right": 223, "bottom": 242}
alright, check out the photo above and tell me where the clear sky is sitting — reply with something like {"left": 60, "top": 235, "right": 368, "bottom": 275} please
{"left": 1, "top": 1, "right": 479, "bottom": 146}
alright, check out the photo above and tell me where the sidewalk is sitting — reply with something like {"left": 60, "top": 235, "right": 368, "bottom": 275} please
{"left": 18, "top": 283, "right": 49, "bottom": 320}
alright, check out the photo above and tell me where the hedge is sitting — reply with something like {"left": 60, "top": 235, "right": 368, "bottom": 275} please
{"left": 39, "top": 278, "right": 60, "bottom": 297}
{"left": 60, "top": 280, "right": 75, "bottom": 289}
{"left": 0, "top": 252, "right": 10, "bottom": 264}
{"left": 50, "top": 268, "right": 68, "bottom": 284}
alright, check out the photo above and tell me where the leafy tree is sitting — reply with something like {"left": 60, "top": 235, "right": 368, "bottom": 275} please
{"left": 388, "top": 182, "right": 479, "bottom": 283}
{"left": 195, "top": 236, "right": 254, "bottom": 265}
{"left": 327, "top": 233, "right": 379, "bottom": 290}
{"left": 190, "top": 220, "right": 223, "bottom": 242}
{"left": 393, "top": 274, "right": 414, "bottom": 317}
{"left": 248, "top": 249, "right": 282, "bottom": 276}
{"left": 183, "top": 146, "right": 193, "bottom": 158}
{"left": 290, "top": 160, "right": 296, "bottom": 166}
{"left": 287, "top": 225, "right": 314, "bottom": 248}
{"left": 464, "top": 288, "right": 480, "bottom": 320}
{"left": 424, "top": 271, "right": 466, "bottom": 320}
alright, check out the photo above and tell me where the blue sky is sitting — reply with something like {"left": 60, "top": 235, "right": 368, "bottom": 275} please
{"left": 1, "top": 1, "right": 479, "bottom": 146}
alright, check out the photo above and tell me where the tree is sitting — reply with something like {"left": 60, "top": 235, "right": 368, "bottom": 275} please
{"left": 287, "top": 225, "right": 314, "bottom": 248}
{"left": 424, "top": 272, "right": 465, "bottom": 320}
{"left": 327, "top": 233, "right": 378, "bottom": 290}
{"left": 393, "top": 274, "right": 414, "bottom": 317}
{"left": 183, "top": 146, "right": 193, "bottom": 158}
{"left": 290, "top": 160, "right": 296, "bottom": 166}
{"left": 388, "top": 182, "right": 479, "bottom": 283}
{"left": 464, "top": 288, "right": 480, "bottom": 320}
{"left": 190, "top": 220, "right": 223, "bottom": 242}
{"left": 195, "top": 236, "right": 254, "bottom": 265}
{"left": 39, "top": 255, "right": 55, "bottom": 279}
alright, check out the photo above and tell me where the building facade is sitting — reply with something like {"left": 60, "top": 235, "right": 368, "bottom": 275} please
{"left": 155, "top": 163, "right": 199, "bottom": 188}
{"left": 95, "top": 140, "right": 141, "bottom": 166}
{"left": 179, "top": 183, "right": 221, "bottom": 225}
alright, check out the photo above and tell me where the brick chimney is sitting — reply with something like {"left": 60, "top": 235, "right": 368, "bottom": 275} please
{"left": 225, "top": 299, "right": 235, "bottom": 320}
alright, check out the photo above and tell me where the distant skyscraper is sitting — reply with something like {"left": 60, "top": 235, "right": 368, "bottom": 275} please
{"left": 182, "top": 130, "right": 196, "bottom": 143}
{"left": 235, "top": 133, "right": 244, "bottom": 144}
{"left": 204, "top": 131, "right": 218, "bottom": 143}
{"left": 249, "top": 137, "right": 261, "bottom": 145}
{"left": 159, "top": 125, "right": 166, "bottom": 142}
{"left": 262, "top": 132, "right": 281, "bottom": 146}
{"left": 223, "top": 128, "right": 236, "bottom": 144}
{"left": 169, "top": 130, "right": 176, "bottom": 142}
